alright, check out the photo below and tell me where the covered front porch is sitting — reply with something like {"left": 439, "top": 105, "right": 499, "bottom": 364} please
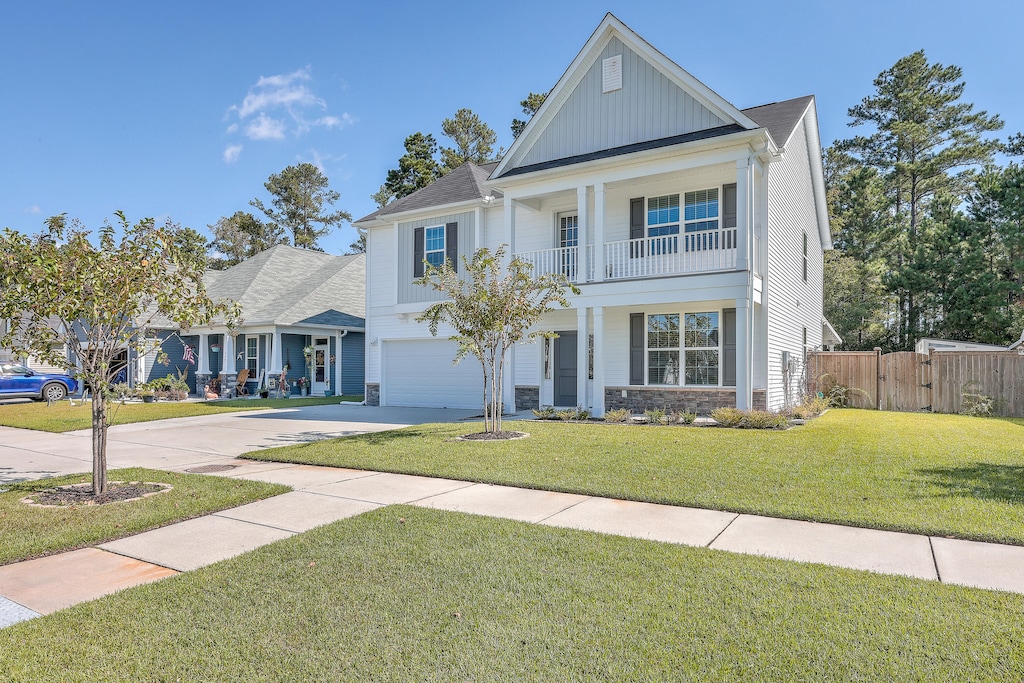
{"left": 506, "top": 299, "right": 765, "bottom": 417}
{"left": 192, "top": 327, "right": 363, "bottom": 399}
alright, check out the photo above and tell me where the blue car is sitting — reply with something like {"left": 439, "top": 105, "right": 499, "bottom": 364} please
{"left": 0, "top": 363, "right": 79, "bottom": 401}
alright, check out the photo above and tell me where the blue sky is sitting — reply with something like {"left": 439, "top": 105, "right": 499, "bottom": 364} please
{"left": 3, "top": 1, "right": 1021, "bottom": 255}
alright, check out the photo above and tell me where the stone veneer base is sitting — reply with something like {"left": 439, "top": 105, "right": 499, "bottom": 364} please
{"left": 515, "top": 386, "right": 540, "bottom": 411}
{"left": 365, "top": 384, "right": 380, "bottom": 407}
{"left": 604, "top": 387, "right": 766, "bottom": 415}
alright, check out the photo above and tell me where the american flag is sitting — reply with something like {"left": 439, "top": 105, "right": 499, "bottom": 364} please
{"left": 183, "top": 345, "right": 196, "bottom": 365}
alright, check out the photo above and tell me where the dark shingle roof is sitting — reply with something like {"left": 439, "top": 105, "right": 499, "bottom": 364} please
{"left": 354, "top": 162, "right": 502, "bottom": 223}
{"left": 741, "top": 95, "right": 813, "bottom": 148}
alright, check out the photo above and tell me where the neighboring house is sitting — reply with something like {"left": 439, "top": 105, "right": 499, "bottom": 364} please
{"left": 143, "top": 245, "right": 366, "bottom": 397}
{"left": 354, "top": 13, "right": 831, "bottom": 414}
{"left": 0, "top": 318, "right": 75, "bottom": 380}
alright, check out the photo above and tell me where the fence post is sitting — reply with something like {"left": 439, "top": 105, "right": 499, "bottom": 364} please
{"left": 874, "top": 347, "right": 882, "bottom": 411}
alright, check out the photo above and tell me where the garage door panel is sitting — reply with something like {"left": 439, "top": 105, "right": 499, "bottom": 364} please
{"left": 383, "top": 340, "right": 481, "bottom": 408}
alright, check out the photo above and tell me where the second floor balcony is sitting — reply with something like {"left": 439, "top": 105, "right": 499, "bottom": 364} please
{"left": 516, "top": 228, "right": 760, "bottom": 283}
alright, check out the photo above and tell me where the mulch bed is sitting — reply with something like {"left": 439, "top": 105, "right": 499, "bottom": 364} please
{"left": 24, "top": 481, "right": 172, "bottom": 507}
{"left": 458, "top": 431, "right": 529, "bottom": 441}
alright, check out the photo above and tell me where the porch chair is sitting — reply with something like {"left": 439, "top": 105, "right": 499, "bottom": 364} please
{"left": 235, "top": 368, "right": 250, "bottom": 396}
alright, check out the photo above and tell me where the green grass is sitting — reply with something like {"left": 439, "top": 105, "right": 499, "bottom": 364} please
{"left": 0, "top": 395, "right": 362, "bottom": 432}
{"left": 0, "top": 468, "right": 288, "bottom": 565}
{"left": 2, "top": 507, "right": 1022, "bottom": 681}
{"left": 243, "top": 409, "right": 1024, "bottom": 545}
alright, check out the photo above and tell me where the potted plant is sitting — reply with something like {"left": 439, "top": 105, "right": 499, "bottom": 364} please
{"left": 297, "top": 376, "right": 307, "bottom": 396}
{"left": 137, "top": 383, "right": 156, "bottom": 403}
{"left": 258, "top": 379, "right": 270, "bottom": 399}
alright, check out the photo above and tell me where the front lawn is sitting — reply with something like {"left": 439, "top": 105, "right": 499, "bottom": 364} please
{"left": 0, "top": 395, "right": 362, "bottom": 432}
{"left": 0, "top": 468, "right": 288, "bottom": 565}
{"left": 2, "top": 507, "right": 1021, "bottom": 681}
{"left": 243, "top": 409, "right": 1024, "bottom": 545}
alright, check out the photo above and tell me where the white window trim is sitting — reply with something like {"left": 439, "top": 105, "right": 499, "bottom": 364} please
{"left": 246, "top": 337, "right": 258, "bottom": 377}
{"left": 683, "top": 188, "right": 721, "bottom": 234}
{"left": 645, "top": 310, "right": 723, "bottom": 387}
{"left": 424, "top": 225, "right": 446, "bottom": 268}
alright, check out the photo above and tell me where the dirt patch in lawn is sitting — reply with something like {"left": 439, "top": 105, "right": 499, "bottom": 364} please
{"left": 22, "top": 481, "right": 173, "bottom": 507}
{"left": 457, "top": 431, "right": 529, "bottom": 441}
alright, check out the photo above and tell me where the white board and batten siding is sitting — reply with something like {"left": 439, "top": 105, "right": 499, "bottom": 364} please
{"left": 765, "top": 115, "right": 825, "bottom": 409}
{"left": 512, "top": 36, "right": 727, "bottom": 171}
{"left": 381, "top": 339, "right": 482, "bottom": 409}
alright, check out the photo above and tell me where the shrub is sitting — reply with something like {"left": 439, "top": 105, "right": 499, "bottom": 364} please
{"left": 643, "top": 408, "right": 666, "bottom": 425}
{"left": 711, "top": 407, "right": 744, "bottom": 427}
{"left": 604, "top": 408, "right": 630, "bottom": 423}
{"left": 555, "top": 409, "right": 577, "bottom": 421}
{"left": 574, "top": 408, "right": 591, "bottom": 421}
{"left": 532, "top": 406, "right": 556, "bottom": 420}
{"left": 670, "top": 410, "right": 697, "bottom": 425}
{"left": 961, "top": 391, "right": 994, "bottom": 417}
{"left": 741, "top": 410, "right": 789, "bottom": 429}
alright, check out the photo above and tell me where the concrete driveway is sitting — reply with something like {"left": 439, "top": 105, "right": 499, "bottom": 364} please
{"left": 0, "top": 404, "right": 478, "bottom": 483}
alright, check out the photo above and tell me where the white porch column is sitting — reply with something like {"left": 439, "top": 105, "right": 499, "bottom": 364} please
{"left": 736, "top": 159, "right": 751, "bottom": 272}
{"left": 269, "top": 330, "right": 282, "bottom": 373}
{"left": 735, "top": 299, "right": 752, "bottom": 410}
{"left": 592, "top": 306, "right": 605, "bottom": 417}
{"left": 198, "top": 333, "right": 209, "bottom": 375}
{"left": 503, "top": 198, "right": 516, "bottom": 261}
{"left": 593, "top": 183, "right": 605, "bottom": 283}
{"left": 577, "top": 307, "right": 589, "bottom": 409}
{"left": 221, "top": 334, "right": 234, "bottom": 375}
{"left": 335, "top": 332, "right": 344, "bottom": 395}
{"left": 576, "top": 186, "right": 589, "bottom": 284}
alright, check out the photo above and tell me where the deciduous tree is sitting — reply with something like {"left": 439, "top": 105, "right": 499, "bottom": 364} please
{"left": 251, "top": 163, "right": 351, "bottom": 250}
{"left": 416, "top": 246, "right": 577, "bottom": 434}
{"left": 0, "top": 213, "right": 238, "bottom": 494}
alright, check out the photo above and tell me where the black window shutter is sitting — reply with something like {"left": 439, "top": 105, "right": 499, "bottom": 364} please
{"left": 722, "top": 308, "right": 736, "bottom": 387}
{"left": 723, "top": 184, "right": 737, "bottom": 229}
{"left": 445, "top": 222, "right": 458, "bottom": 272}
{"left": 413, "top": 227, "right": 425, "bottom": 278}
{"left": 629, "top": 197, "right": 644, "bottom": 259}
{"left": 629, "top": 313, "right": 644, "bottom": 385}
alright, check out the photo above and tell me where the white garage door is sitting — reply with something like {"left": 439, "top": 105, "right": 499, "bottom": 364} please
{"left": 383, "top": 339, "right": 482, "bottom": 408}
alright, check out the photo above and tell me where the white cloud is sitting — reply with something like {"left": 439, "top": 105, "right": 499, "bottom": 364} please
{"left": 225, "top": 66, "right": 349, "bottom": 143}
{"left": 223, "top": 144, "right": 243, "bottom": 164}
{"left": 245, "top": 113, "right": 286, "bottom": 140}
{"left": 23, "top": 205, "right": 41, "bottom": 215}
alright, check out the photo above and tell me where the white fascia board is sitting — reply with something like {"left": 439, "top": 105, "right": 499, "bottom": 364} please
{"left": 801, "top": 99, "right": 832, "bottom": 250}
{"left": 493, "top": 13, "right": 760, "bottom": 179}
{"left": 495, "top": 130, "right": 770, "bottom": 199}
{"left": 361, "top": 198, "right": 489, "bottom": 226}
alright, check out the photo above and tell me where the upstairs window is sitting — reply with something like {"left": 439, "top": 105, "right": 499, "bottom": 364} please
{"left": 647, "top": 195, "right": 679, "bottom": 255}
{"left": 684, "top": 189, "right": 721, "bottom": 251}
{"left": 425, "top": 226, "right": 446, "bottom": 268}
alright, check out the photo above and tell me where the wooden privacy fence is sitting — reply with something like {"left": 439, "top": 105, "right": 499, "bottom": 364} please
{"left": 806, "top": 349, "right": 1024, "bottom": 417}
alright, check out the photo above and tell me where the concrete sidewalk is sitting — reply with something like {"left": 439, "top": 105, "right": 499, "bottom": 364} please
{"left": 3, "top": 460, "right": 1024, "bottom": 628}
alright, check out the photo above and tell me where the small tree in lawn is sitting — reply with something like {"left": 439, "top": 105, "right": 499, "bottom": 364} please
{"left": 415, "top": 245, "right": 577, "bottom": 434}
{"left": 0, "top": 212, "right": 238, "bottom": 495}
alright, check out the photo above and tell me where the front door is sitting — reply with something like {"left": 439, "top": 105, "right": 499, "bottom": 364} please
{"left": 312, "top": 338, "right": 329, "bottom": 396}
{"left": 553, "top": 331, "right": 577, "bottom": 407}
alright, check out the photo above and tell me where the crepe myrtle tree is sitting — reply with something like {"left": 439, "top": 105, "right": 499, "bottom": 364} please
{"left": 0, "top": 212, "right": 240, "bottom": 494}
{"left": 415, "top": 245, "right": 578, "bottom": 434}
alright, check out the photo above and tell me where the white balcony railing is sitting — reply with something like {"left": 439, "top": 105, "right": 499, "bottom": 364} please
{"left": 517, "top": 227, "right": 739, "bottom": 282}
{"left": 515, "top": 245, "right": 579, "bottom": 280}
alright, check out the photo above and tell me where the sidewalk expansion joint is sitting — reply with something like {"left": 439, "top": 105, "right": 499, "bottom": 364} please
{"left": 89, "top": 546, "right": 177, "bottom": 573}
{"left": 928, "top": 536, "right": 942, "bottom": 582}
{"left": 536, "top": 496, "right": 594, "bottom": 524}
{"left": 210, "top": 514, "right": 303, "bottom": 536}
{"left": 706, "top": 512, "right": 741, "bottom": 547}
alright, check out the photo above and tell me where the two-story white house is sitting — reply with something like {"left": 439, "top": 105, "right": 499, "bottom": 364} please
{"left": 355, "top": 13, "right": 830, "bottom": 416}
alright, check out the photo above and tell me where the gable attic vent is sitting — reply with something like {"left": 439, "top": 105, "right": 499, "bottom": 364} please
{"left": 602, "top": 55, "right": 622, "bottom": 93}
